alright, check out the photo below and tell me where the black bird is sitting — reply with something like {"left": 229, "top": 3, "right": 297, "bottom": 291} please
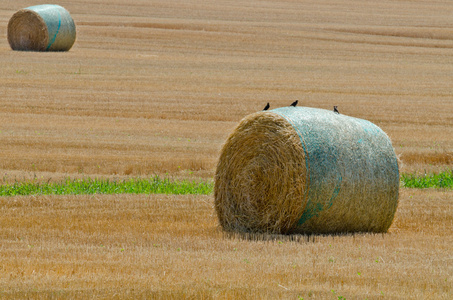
{"left": 263, "top": 102, "right": 270, "bottom": 111}
{"left": 290, "top": 100, "right": 298, "bottom": 107}
{"left": 334, "top": 106, "right": 340, "bottom": 114}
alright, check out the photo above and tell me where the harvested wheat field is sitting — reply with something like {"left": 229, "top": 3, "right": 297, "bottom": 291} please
{"left": 0, "top": 0, "right": 452, "bottom": 298}
{"left": 0, "top": 190, "right": 452, "bottom": 298}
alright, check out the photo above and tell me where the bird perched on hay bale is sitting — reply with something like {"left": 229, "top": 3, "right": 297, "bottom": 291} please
{"left": 263, "top": 103, "right": 270, "bottom": 111}
{"left": 334, "top": 106, "right": 340, "bottom": 114}
{"left": 215, "top": 106, "right": 399, "bottom": 234}
{"left": 290, "top": 100, "right": 298, "bottom": 107}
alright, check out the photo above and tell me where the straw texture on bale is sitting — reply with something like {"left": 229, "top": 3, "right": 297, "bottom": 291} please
{"left": 8, "top": 4, "right": 76, "bottom": 51}
{"left": 215, "top": 107, "right": 399, "bottom": 234}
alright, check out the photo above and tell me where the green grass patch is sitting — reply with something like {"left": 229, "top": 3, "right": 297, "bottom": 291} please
{"left": 0, "top": 176, "right": 213, "bottom": 197}
{"left": 0, "top": 171, "right": 451, "bottom": 197}
{"left": 401, "top": 170, "right": 453, "bottom": 189}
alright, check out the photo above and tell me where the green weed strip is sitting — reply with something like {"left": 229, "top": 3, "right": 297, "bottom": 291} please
{"left": 401, "top": 170, "right": 452, "bottom": 189}
{"left": 0, "top": 171, "right": 450, "bottom": 197}
{"left": 0, "top": 176, "right": 213, "bottom": 197}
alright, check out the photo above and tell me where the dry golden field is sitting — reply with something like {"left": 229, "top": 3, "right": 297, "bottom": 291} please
{"left": 0, "top": 190, "right": 452, "bottom": 299}
{"left": 0, "top": 0, "right": 452, "bottom": 298}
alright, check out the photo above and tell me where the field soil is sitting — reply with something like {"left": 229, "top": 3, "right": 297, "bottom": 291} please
{"left": 0, "top": 0, "right": 452, "bottom": 298}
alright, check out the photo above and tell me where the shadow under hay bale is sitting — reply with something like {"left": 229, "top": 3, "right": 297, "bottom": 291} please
{"left": 215, "top": 107, "right": 399, "bottom": 234}
{"left": 8, "top": 4, "right": 76, "bottom": 51}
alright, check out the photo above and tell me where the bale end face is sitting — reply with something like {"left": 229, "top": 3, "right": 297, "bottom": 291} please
{"left": 7, "top": 9, "right": 48, "bottom": 51}
{"left": 214, "top": 112, "right": 308, "bottom": 234}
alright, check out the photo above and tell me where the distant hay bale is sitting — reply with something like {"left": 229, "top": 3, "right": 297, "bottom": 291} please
{"left": 215, "top": 107, "right": 399, "bottom": 234}
{"left": 8, "top": 4, "right": 76, "bottom": 51}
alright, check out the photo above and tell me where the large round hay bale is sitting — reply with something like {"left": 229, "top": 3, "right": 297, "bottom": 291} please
{"left": 215, "top": 106, "right": 399, "bottom": 234}
{"left": 7, "top": 4, "right": 76, "bottom": 51}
